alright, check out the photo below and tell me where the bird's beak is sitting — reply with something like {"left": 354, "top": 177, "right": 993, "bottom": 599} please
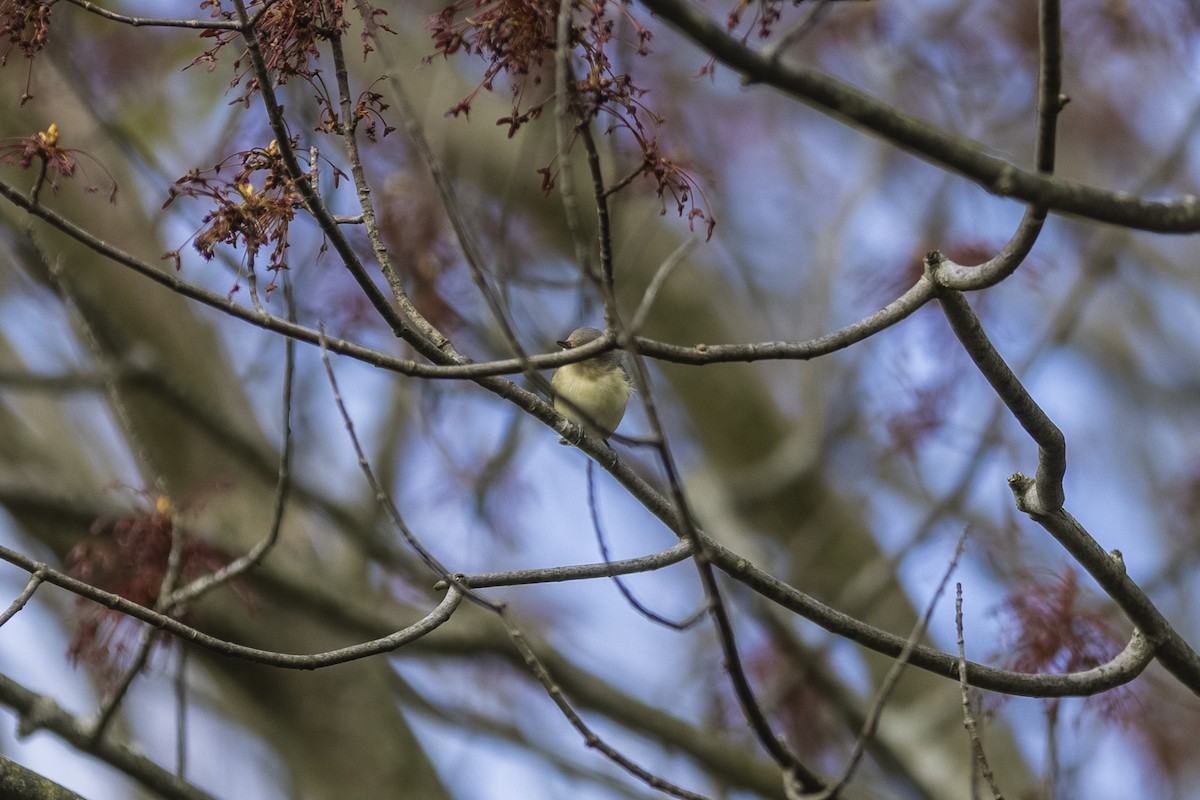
{"left": 556, "top": 339, "right": 571, "bottom": 349}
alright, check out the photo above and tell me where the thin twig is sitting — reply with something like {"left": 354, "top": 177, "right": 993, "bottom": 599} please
{"left": 500, "top": 611, "right": 715, "bottom": 800}
{"left": 351, "top": 0, "right": 529, "bottom": 363}
{"left": 956, "top": 583, "right": 1004, "bottom": 800}
{"left": 574, "top": 112, "right": 824, "bottom": 789}
{"left": 447, "top": 540, "right": 693, "bottom": 589}
{"left": 175, "top": 645, "right": 189, "bottom": 779}
{"left": 586, "top": 461, "right": 704, "bottom": 629}
{"left": 90, "top": 625, "right": 157, "bottom": 742}
{"left": 35, "top": 249, "right": 166, "bottom": 493}
{"left": 632, "top": 275, "right": 936, "bottom": 365}
{"left": 762, "top": 0, "right": 833, "bottom": 64}
{"left": 315, "top": 327, "right": 503, "bottom": 613}
{"left": 387, "top": 670, "right": 663, "bottom": 800}
{"left": 630, "top": 238, "right": 699, "bottom": 334}
{"left": 244, "top": 252, "right": 267, "bottom": 316}
{"left": 629, "top": 274, "right": 826, "bottom": 791}
{"left": 229, "top": 0, "right": 433, "bottom": 355}
{"left": 344, "top": 3, "right": 552, "bottom": 399}
{"left": 29, "top": 158, "right": 47, "bottom": 205}
{"left": 578, "top": 124, "right": 619, "bottom": 326}
{"left": 0, "top": 569, "right": 45, "bottom": 628}
{"left": 170, "top": 282, "right": 297, "bottom": 608}
{"left": 813, "top": 529, "right": 970, "bottom": 799}
{"left": 326, "top": 30, "right": 452, "bottom": 354}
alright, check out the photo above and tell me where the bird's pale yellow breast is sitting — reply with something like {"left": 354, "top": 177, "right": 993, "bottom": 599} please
{"left": 551, "top": 361, "right": 632, "bottom": 438}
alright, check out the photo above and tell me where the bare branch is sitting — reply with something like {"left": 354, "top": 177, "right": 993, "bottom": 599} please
{"left": 90, "top": 624, "right": 157, "bottom": 743}
{"left": 632, "top": 276, "right": 937, "bottom": 365}
{"left": 228, "top": 0, "right": 432, "bottom": 355}
{"left": 926, "top": 285, "right": 1200, "bottom": 694}
{"left": 448, "top": 540, "right": 693, "bottom": 589}
{"left": 630, "top": 237, "right": 699, "bottom": 334}
{"left": 586, "top": 461, "right": 704, "bottom": 629}
{"left": 932, "top": 288, "right": 1065, "bottom": 511}
{"left": 579, "top": 124, "right": 619, "bottom": 326}
{"left": 0, "top": 672, "right": 215, "bottom": 800}
{"left": 0, "top": 545, "right": 462, "bottom": 669}
{"left": 499, "top": 612, "right": 715, "bottom": 800}
{"left": 1006, "top": 477, "right": 1200, "bottom": 695}
{"left": 326, "top": 30, "right": 467, "bottom": 357}
{"left": 707, "top": 534, "right": 1154, "bottom": 697}
{"left": 930, "top": 0, "right": 1061, "bottom": 290}
{"left": 61, "top": 0, "right": 244, "bottom": 29}
{"left": 349, "top": 0, "right": 538, "bottom": 371}
{"left": 636, "top": 0, "right": 1200, "bottom": 233}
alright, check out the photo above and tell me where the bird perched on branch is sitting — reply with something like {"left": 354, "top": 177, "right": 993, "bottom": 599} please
{"left": 550, "top": 327, "right": 632, "bottom": 444}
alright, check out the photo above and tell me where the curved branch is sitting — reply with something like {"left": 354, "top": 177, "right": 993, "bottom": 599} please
{"left": 452, "top": 541, "right": 693, "bottom": 589}
{"left": 1006, "top": 479, "right": 1200, "bottom": 696}
{"left": 932, "top": 288, "right": 1065, "bottom": 510}
{"left": 925, "top": 291, "right": 1200, "bottom": 694}
{"left": 634, "top": 275, "right": 936, "bottom": 364}
{"left": 710, "top": 536, "right": 1155, "bottom": 697}
{"left": 0, "top": 183, "right": 944, "bottom": 381}
{"left": 0, "top": 545, "right": 462, "bottom": 669}
{"left": 637, "top": 0, "right": 1200, "bottom": 233}
{"left": 0, "top": 183, "right": 1158, "bottom": 698}
{"left": 451, "top": 522, "right": 1153, "bottom": 698}
{"left": 61, "top": 0, "right": 244, "bottom": 29}
{"left": 929, "top": 0, "right": 1061, "bottom": 290}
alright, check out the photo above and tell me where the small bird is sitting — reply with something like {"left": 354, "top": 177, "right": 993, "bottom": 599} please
{"left": 550, "top": 327, "right": 633, "bottom": 443}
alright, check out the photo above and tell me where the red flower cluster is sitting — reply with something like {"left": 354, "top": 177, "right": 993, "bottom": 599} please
{"left": 0, "top": 0, "right": 51, "bottom": 103}
{"left": 726, "top": 0, "right": 806, "bottom": 39}
{"left": 0, "top": 123, "right": 118, "bottom": 201}
{"left": 1000, "top": 566, "right": 1123, "bottom": 675}
{"left": 192, "top": 0, "right": 349, "bottom": 104}
{"left": 66, "top": 495, "right": 238, "bottom": 682}
{"left": 163, "top": 139, "right": 334, "bottom": 290}
{"left": 430, "top": 0, "right": 713, "bottom": 236}
{"left": 0, "top": 0, "right": 50, "bottom": 62}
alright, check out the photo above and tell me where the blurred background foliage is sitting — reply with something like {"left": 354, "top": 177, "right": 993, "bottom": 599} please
{"left": 1, "top": 0, "right": 1200, "bottom": 798}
